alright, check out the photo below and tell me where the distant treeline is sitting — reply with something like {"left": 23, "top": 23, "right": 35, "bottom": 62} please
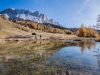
{"left": 12, "top": 20, "right": 72, "bottom": 34}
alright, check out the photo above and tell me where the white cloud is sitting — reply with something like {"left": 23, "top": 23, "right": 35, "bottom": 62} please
{"left": 75, "top": 0, "right": 100, "bottom": 27}
{"left": 77, "top": 0, "right": 91, "bottom": 15}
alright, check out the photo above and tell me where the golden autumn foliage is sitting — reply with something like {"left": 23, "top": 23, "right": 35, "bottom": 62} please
{"left": 13, "top": 20, "right": 72, "bottom": 34}
{"left": 76, "top": 26, "right": 100, "bottom": 38}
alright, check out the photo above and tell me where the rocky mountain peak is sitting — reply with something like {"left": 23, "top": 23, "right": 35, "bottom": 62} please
{"left": 0, "top": 8, "right": 60, "bottom": 25}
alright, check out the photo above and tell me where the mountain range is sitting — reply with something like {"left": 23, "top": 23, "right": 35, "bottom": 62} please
{"left": 0, "top": 8, "right": 60, "bottom": 25}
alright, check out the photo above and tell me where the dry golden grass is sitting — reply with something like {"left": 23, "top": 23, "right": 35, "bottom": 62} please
{"left": 0, "top": 17, "right": 31, "bottom": 38}
{"left": 0, "top": 16, "right": 77, "bottom": 40}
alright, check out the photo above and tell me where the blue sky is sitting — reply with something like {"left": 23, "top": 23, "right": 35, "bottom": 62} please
{"left": 0, "top": 0, "right": 100, "bottom": 28}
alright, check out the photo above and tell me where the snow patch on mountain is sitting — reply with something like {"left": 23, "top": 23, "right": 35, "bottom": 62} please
{"left": 0, "top": 8, "right": 60, "bottom": 25}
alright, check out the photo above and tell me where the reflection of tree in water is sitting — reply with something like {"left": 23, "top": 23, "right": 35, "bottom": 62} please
{"left": 0, "top": 40, "right": 98, "bottom": 75}
{"left": 79, "top": 40, "right": 96, "bottom": 53}
{"left": 65, "top": 40, "right": 96, "bottom": 53}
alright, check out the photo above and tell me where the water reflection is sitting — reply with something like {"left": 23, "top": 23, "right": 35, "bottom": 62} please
{"left": 0, "top": 40, "right": 100, "bottom": 75}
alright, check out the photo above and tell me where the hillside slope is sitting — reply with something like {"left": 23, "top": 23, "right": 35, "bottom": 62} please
{"left": 13, "top": 20, "right": 72, "bottom": 34}
{"left": 0, "top": 16, "right": 32, "bottom": 38}
{"left": 0, "top": 15, "right": 77, "bottom": 40}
